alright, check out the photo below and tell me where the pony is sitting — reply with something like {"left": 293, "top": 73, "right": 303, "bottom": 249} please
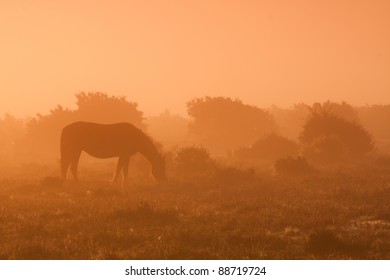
{"left": 60, "top": 121, "right": 166, "bottom": 185}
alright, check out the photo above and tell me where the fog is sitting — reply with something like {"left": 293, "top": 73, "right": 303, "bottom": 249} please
{"left": 1, "top": 93, "right": 389, "bottom": 175}
{"left": 1, "top": 1, "right": 390, "bottom": 260}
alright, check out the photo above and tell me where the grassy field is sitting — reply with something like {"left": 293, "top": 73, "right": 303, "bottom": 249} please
{"left": 1, "top": 163, "right": 390, "bottom": 260}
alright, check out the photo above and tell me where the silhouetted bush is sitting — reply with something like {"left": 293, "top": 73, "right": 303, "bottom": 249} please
{"left": 187, "top": 96, "right": 276, "bottom": 153}
{"left": 171, "top": 145, "right": 216, "bottom": 179}
{"left": 300, "top": 107, "right": 374, "bottom": 164}
{"left": 235, "top": 134, "right": 299, "bottom": 162}
{"left": 269, "top": 101, "right": 358, "bottom": 142}
{"left": 274, "top": 156, "right": 316, "bottom": 176}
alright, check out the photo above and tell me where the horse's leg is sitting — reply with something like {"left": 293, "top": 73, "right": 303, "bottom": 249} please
{"left": 112, "top": 157, "right": 124, "bottom": 185}
{"left": 70, "top": 150, "right": 82, "bottom": 182}
{"left": 121, "top": 155, "right": 130, "bottom": 187}
{"left": 61, "top": 152, "right": 71, "bottom": 181}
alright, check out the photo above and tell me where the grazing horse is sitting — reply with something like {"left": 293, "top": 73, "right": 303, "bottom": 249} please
{"left": 60, "top": 121, "right": 166, "bottom": 185}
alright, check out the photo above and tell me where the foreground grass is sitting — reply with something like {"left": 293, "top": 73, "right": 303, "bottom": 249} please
{"left": 1, "top": 170, "right": 390, "bottom": 259}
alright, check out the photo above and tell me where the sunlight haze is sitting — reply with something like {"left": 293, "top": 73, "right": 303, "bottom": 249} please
{"left": 2, "top": 1, "right": 390, "bottom": 263}
{"left": 0, "top": 0, "right": 389, "bottom": 117}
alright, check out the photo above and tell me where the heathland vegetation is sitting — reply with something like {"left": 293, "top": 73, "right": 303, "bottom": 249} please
{"left": 1, "top": 93, "right": 390, "bottom": 259}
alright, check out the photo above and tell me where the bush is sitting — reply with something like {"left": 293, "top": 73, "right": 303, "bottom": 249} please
{"left": 170, "top": 146, "right": 216, "bottom": 179}
{"left": 300, "top": 112, "right": 374, "bottom": 164}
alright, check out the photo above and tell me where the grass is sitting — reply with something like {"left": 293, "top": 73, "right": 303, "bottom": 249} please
{"left": 1, "top": 165, "right": 390, "bottom": 260}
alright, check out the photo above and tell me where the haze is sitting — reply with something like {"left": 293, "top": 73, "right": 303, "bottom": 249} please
{"left": 1, "top": 0, "right": 389, "bottom": 117}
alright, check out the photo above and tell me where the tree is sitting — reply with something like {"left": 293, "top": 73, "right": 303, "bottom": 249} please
{"left": 75, "top": 92, "right": 145, "bottom": 128}
{"left": 13, "top": 92, "right": 146, "bottom": 163}
{"left": 171, "top": 145, "right": 215, "bottom": 179}
{"left": 187, "top": 96, "right": 276, "bottom": 153}
{"left": 300, "top": 103, "right": 374, "bottom": 164}
{"left": 309, "top": 101, "right": 359, "bottom": 123}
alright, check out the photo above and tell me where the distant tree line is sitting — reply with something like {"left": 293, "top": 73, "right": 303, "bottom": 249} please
{"left": 0, "top": 93, "right": 389, "bottom": 167}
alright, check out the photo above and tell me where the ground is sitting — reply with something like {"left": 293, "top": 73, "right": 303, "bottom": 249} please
{"left": 0, "top": 165, "right": 390, "bottom": 260}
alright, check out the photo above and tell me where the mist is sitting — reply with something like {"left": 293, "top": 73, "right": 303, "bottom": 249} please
{"left": 1, "top": 93, "right": 389, "bottom": 171}
{"left": 1, "top": 0, "right": 390, "bottom": 261}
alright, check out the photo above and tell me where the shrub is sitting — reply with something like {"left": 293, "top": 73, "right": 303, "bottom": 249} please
{"left": 170, "top": 146, "right": 216, "bottom": 179}
{"left": 300, "top": 112, "right": 374, "bottom": 164}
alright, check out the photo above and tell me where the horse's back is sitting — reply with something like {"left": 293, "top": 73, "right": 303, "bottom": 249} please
{"left": 61, "top": 121, "right": 145, "bottom": 158}
{"left": 62, "top": 121, "right": 140, "bottom": 137}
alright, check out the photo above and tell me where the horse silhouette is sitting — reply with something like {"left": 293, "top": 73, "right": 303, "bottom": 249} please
{"left": 60, "top": 121, "right": 166, "bottom": 185}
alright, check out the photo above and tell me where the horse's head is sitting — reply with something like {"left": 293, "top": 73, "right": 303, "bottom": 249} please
{"left": 151, "top": 154, "right": 167, "bottom": 184}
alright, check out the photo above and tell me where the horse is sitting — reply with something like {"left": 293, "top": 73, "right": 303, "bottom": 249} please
{"left": 60, "top": 121, "right": 166, "bottom": 185}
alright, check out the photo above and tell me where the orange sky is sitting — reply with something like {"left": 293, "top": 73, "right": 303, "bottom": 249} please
{"left": 0, "top": 0, "right": 389, "bottom": 117}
